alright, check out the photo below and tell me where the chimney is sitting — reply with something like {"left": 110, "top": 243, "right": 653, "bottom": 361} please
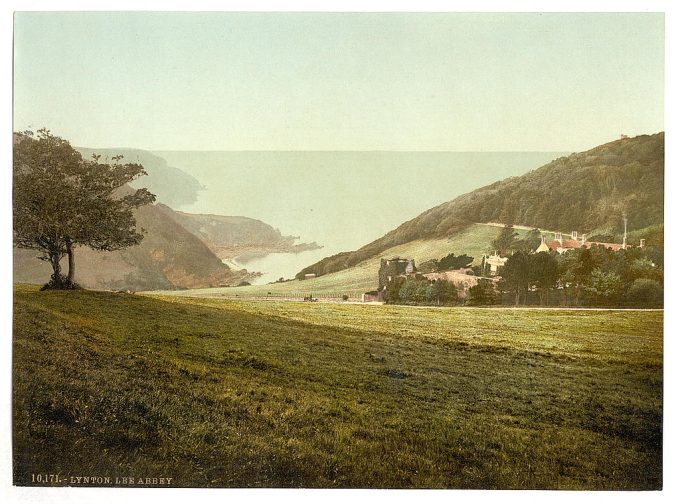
{"left": 622, "top": 216, "right": 628, "bottom": 249}
{"left": 640, "top": 238, "right": 646, "bottom": 248}
{"left": 571, "top": 231, "right": 578, "bottom": 240}
{"left": 581, "top": 233, "right": 586, "bottom": 245}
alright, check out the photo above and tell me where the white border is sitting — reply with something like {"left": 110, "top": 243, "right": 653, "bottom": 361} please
{"left": 2, "top": 2, "right": 677, "bottom": 504}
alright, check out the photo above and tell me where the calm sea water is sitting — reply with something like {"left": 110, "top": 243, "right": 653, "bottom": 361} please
{"left": 228, "top": 249, "right": 330, "bottom": 285}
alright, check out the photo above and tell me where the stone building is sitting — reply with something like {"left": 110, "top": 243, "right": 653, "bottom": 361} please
{"left": 378, "top": 257, "right": 417, "bottom": 290}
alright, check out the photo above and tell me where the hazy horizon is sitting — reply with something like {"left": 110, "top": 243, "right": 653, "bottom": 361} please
{"left": 14, "top": 12, "right": 664, "bottom": 152}
{"left": 155, "top": 150, "right": 566, "bottom": 252}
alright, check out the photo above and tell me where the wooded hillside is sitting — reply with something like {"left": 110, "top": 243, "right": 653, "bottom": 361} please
{"left": 298, "top": 133, "right": 663, "bottom": 279}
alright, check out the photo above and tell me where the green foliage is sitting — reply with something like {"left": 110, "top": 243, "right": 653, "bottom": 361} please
{"left": 398, "top": 279, "right": 418, "bottom": 304}
{"left": 13, "top": 129, "right": 156, "bottom": 288}
{"left": 556, "top": 248, "right": 594, "bottom": 306}
{"left": 513, "top": 228, "right": 543, "bottom": 252}
{"left": 531, "top": 252, "right": 559, "bottom": 305}
{"left": 39, "top": 274, "right": 81, "bottom": 291}
{"left": 586, "top": 269, "right": 625, "bottom": 306}
{"left": 629, "top": 258, "right": 662, "bottom": 282}
{"left": 417, "top": 259, "right": 439, "bottom": 273}
{"left": 383, "top": 276, "right": 405, "bottom": 304}
{"left": 467, "top": 279, "right": 498, "bottom": 306}
{"left": 491, "top": 225, "right": 519, "bottom": 255}
{"left": 394, "top": 278, "right": 458, "bottom": 306}
{"left": 499, "top": 251, "right": 531, "bottom": 305}
{"left": 431, "top": 279, "right": 459, "bottom": 306}
{"left": 437, "top": 253, "right": 473, "bottom": 271}
{"left": 626, "top": 278, "right": 663, "bottom": 307}
{"left": 499, "top": 251, "right": 560, "bottom": 306}
{"left": 497, "top": 245, "right": 663, "bottom": 308}
{"left": 628, "top": 224, "right": 664, "bottom": 248}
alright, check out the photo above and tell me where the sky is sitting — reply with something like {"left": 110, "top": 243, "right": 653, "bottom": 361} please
{"left": 13, "top": 11, "right": 664, "bottom": 152}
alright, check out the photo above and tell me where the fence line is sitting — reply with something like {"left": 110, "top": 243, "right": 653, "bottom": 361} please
{"left": 214, "top": 290, "right": 366, "bottom": 301}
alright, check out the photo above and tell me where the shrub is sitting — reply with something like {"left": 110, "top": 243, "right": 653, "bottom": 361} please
{"left": 40, "top": 274, "right": 81, "bottom": 291}
{"left": 467, "top": 279, "right": 498, "bottom": 306}
{"left": 626, "top": 278, "right": 663, "bottom": 307}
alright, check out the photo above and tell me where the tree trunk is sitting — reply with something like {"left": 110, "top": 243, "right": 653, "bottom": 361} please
{"left": 65, "top": 237, "right": 75, "bottom": 285}
{"left": 50, "top": 252, "right": 62, "bottom": 286}
{"left": 514, "top": 288, "right": 520, "bottom": 306}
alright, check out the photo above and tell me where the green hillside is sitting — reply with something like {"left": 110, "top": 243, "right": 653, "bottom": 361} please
{"left": 153, "top": 224, "right": 506, "bottom": 299}
{"left": 13, "top": 285, "right": 662, "bottom": 488}
{"left": 300, "top": 133, "right": 663, "bottom": 279}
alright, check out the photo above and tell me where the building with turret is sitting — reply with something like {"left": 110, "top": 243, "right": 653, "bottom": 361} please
{"left": 378, "top": 257, "right": 417, "bottom": 290}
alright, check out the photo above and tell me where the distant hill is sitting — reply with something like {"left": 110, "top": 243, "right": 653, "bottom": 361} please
{"left": 298, "top": 133, "right": 664, "bottom": 279}
{"left": 77, "top": 147, "right": 204, "bottom": 208}
{"left": 14, "top": 202, "right": 254, "bottom": 291}
{"left": 156, "top": 206, "right": 321, "bottom": 261}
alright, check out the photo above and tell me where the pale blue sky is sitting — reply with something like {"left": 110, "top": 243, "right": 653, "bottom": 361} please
{"left": 14, "top": 12, "right": 664, "bottom": 151}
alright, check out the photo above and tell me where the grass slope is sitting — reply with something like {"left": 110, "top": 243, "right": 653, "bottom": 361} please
{"left": 156, "top": 223, "right": 507, "bottom": 299}
{"left": 13, "top": 285, "right": 662, "bottom": 489}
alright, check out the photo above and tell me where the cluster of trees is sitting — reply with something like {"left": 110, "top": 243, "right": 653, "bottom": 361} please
{"left": 13, "top": 129, "right": 155, "bottom": 289}
{"left": 418, "top": 253, "right": 473, "bottom": 273}
{"left": 467, "top": 279, "right": 499, "bottom": 306}
{"left": 497, "top": 245, "right": 663, "bottom": 307}
{"left": 382, "top": 241, "right": 662, "bottom": 308}
{"left": 491, "top": 226, "right": 542, "bottom": 255}
{"left": 384, "top": 277, "right": 459, "bottom": 306}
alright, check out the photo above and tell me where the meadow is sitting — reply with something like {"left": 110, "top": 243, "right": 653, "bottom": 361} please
{"left": 13, "top": 284, "right": 662, "bottom": 488}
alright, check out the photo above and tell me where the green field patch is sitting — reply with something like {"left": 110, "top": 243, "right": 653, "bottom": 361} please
{"left": 13, "top": 284, "right": 662, "bottom": 488}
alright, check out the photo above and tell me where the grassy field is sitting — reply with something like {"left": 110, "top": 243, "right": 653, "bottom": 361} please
{"left": 155, "top": 223, "right": 508, "bottom": 299}
{"left": 13, "top": 284, "right": 662, "bottom": 488}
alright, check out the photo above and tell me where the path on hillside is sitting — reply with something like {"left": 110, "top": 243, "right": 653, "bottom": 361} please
{"left": 480, "top": 222, "right": 562, "bottom": 234}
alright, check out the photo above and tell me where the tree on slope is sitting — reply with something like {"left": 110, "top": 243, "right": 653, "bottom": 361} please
{"left": 499, "top": 250, "right": 530, "bottom": 306}
{"left": 491, "top": 224, "right": 519, "bottom": 255}
{"left": 13, "top": 129, "right": 156, "bottom": 289}
{"left": 529, "top": 251, "right": 559, "bottom": 305}
{"left": 437, "top": 253, "right": 474, "bottom": 271}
